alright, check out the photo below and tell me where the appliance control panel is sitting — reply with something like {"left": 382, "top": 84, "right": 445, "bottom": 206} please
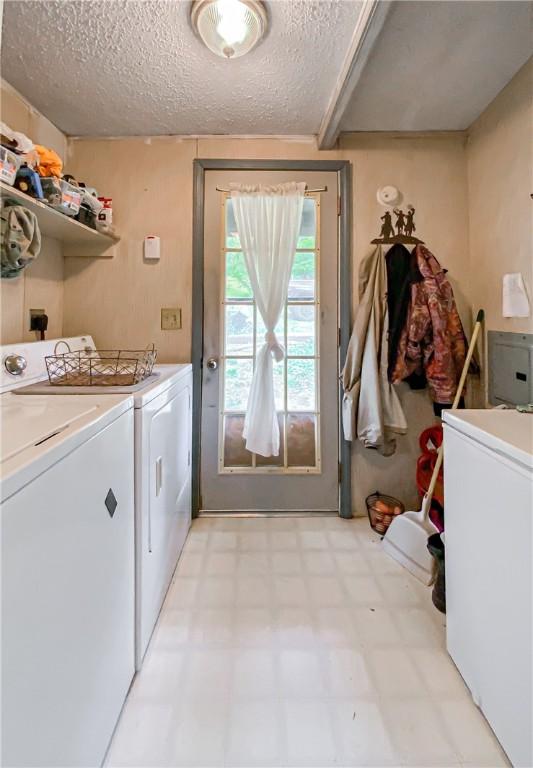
{"left": 1, "top": 336, "right": 95, "bottom": 392}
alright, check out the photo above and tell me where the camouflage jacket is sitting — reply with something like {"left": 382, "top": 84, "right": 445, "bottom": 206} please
{"left": 391, "top": 245, "right": 467, "bottom": 405}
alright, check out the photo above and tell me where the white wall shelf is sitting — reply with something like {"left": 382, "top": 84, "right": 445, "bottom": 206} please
{"left": 1, "top": 181, "right": 119, "bottom": 258}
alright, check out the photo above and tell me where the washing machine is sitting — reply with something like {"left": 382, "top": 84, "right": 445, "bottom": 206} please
{"left": 8, "top": 335, "right": 193, "bottom": 669}
{"left": 1, "top": 343, "right": 135, "bottom": 767}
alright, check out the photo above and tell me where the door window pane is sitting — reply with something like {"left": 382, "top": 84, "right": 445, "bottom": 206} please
{"left": 226, "top": 252, "right": 252, "bottom": 299}
{"left": 224, "top": 359, "right": 253, "bottom": 410}
{"left": 288, "top": 252, "right": 315, "bottom": 300}
{"left": 225, "top": 199, "right": 240, "bottom": 249}
{"left": 220, "top": 193, "right": 321, "bottom": 474}
{"left": 224, "top": 414, "right": 252, "bottom": 467}
{"left": 287, "top": 359, "right": 316, "bottom": 411}
{"left": 287, "top": 414, "right": 316, "bottom": 467}
{"left": 287, "top": 305, "right": 315, "bottom": 356}
{"left": 272, "top": 360, "right": 284, "bottom": 411}
{"left": 225, "top": 304, "right": 254, "bottom": 356}
{"left": 256, "top": 415, "right": 284, "bottom": 467}
{"left": 297, "top": 197, "right": 316, "bottom": 249}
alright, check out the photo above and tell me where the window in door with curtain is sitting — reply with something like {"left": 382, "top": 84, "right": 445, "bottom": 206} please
{"left": 220, "top": 194, "right": 320, "bottom": 474}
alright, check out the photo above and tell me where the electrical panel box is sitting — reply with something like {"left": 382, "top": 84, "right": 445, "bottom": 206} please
{"left": 488, "top": 331, "right": 533, "bottom": 406}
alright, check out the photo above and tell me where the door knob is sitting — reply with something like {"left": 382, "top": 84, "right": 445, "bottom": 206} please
{"left": 206, "top": 358, "right": 218, "bottom": 371}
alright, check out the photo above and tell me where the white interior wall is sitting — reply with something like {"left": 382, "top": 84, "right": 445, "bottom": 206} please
{"left": 61, "top": 132, "right": 471, "bottom": 515}
{"left": 466, "top": 58, "right": 533, "bottom": 338}
{"left": 1, "top": 55, "right": 531, "bottom": 515}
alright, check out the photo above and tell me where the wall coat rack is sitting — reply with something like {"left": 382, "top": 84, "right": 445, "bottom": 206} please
{"left": 372, "top": 205, "right": 424, "bottom": 245}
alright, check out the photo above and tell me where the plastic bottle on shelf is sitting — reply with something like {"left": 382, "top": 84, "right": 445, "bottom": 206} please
{"left": 97, "top": 197, "right": 113, "bottom": 225}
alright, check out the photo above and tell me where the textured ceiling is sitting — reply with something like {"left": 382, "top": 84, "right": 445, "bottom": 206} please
{"left": 2, "top": 0, "right": 530, "bottom": 138}
{"left": 1, "top": 0, "right": 364, "bottom": 136}
{"left": 339, "top": 0, "right": 533, "bottom": 132}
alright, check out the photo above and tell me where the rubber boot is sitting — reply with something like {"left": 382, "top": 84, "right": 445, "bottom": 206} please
{"left": 427, "top": 533, "right": 446, "bottom": 614}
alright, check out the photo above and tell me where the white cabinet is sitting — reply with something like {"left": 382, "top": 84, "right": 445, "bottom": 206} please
{"left": 2, "top": 410, "right": 135, "bottom": 768}
{"left": 443, "top": 411, "right": 533, "bottom": 767}
{"left": 136, "top": 372, "right": 192, "bottom": 667}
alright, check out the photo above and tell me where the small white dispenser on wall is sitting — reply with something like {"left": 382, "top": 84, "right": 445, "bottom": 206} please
{"left": 144, "top": 235, "right": 161, "bottom": 261}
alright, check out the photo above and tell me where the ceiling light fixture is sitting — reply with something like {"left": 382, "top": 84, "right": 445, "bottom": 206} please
{"left": 191, "top": 0, "right": 267, "bottom": 59}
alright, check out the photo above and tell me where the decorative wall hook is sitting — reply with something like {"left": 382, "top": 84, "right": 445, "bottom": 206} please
{"left": 372, "top": 204, "right": 424, "bottom": 245}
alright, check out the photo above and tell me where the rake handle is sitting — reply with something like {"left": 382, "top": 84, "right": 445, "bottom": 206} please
{"left": 425, "top": 309, "right": 484, "bottom": 502}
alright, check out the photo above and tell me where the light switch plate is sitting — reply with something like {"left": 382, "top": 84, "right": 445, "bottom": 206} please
{"left": 161, "top": 307, "right": 181, "bottom": 330}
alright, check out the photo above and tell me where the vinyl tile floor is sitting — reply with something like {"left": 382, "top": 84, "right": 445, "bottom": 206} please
{"left": 106, "top": 516, "right": 509, "bottom": 768}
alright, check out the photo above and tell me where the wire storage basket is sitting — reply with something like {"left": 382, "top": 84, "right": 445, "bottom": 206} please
{"left": 365, "top": 491, "right": 404, "bottom": 536}
{"left": 45, "top": 346, "right": 157, "bottom": 386}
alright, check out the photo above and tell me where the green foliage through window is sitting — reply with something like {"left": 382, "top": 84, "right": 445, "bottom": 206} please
{"left": 226, "top": 252, "right": 253, "bottom": 299}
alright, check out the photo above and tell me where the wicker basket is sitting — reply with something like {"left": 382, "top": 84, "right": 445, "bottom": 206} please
{"left": 365, "top": 491, "right": 405, "bottom": 536}
{"left": 45, "top": 346, "right": 157, "bottom": 386}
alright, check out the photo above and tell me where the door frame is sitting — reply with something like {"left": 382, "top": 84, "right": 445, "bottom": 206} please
{"left": 192, "top": 159, "right": 352, "bottom": 518}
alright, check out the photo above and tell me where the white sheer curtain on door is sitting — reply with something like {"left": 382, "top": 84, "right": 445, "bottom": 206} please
{"left": 230, "top": 182, "right": 305, "bottom": 457}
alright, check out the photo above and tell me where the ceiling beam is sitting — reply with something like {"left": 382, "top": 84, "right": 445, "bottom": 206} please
{"left": 318, "top": 0, "right": 392, "bottom": 150}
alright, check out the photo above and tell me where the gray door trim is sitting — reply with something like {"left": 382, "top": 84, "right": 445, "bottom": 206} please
{"left": 192, "top": 158, "right": 353, "bottom": 518}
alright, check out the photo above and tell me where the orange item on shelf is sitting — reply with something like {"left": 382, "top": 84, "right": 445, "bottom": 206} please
{"left": 34, "top": 145, "right": 62, "bottom": 178}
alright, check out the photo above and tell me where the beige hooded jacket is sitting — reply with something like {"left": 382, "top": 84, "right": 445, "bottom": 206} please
{"left": 341, "top": 246, "right": 407, "bottom": 455}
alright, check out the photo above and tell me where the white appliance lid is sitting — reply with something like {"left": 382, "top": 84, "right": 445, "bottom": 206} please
{"left": 0, "top": 393, "right": 133, "bottom": 502}
{"left": 1, "top": 398, "right": 99, "bottom": 463}
{"left": 133, "top": 364, "right": 192, "bottom": 408}
{"left": 443, "top": 409, "right": 533, "bottom": 469}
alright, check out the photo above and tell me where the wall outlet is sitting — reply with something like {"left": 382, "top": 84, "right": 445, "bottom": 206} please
{"left": 29, "top": 308, "right": 45, "bottom": 330}
{"left": 161, "top": 307, "right": 182, "bottom": 330}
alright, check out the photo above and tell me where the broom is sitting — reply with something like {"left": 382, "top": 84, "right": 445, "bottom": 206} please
{"left": 382, "top": 309, "right": 484, "bottom": 584}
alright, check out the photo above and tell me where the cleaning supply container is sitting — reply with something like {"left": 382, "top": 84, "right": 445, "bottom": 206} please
{"left": 97, "top": 197, "right": 112, "bottom": 224}
{"left": 40, "top": 177, "right": 81, "bottom": 216}
{"left": 0, "top": 147, "right": 20, "bottom": 186}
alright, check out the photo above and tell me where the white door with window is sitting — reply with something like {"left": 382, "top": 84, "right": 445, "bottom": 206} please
{"left": 200, "top": 170, "right": 339, "bottom": 512}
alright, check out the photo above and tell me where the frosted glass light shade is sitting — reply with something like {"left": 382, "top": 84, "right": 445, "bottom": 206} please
{"left": 191, "top": 0, "right": 267, "bottom": 59}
